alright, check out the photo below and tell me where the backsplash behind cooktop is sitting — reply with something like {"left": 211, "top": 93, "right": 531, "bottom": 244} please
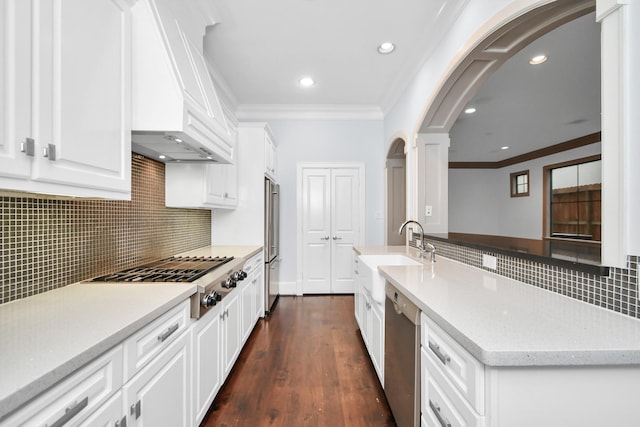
{"left": 0, "top": 154, "right": 211, "bottom": 304}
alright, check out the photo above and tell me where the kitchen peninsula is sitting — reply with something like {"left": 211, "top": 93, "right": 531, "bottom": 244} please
{"left": 354, "top": 246, "right": 640, "bottom": 426}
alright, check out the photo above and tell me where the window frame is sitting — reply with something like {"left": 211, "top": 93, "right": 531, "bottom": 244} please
{"left": 543, "top": 154, "right": 602, "bottom": 241}
{"left": 510, "top": 170, "right": 530, "bottom": 198}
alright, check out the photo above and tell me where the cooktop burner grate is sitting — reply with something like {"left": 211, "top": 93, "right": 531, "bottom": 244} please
{"left": 91, "top": 256, "right": 234, "bottom": 283}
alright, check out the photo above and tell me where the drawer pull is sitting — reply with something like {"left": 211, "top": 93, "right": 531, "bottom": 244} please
{"left": 157, "top": 323, "right": 179, "bottom": 342}
{"left": 131, "top": 400, "right": 141, "bottom": 419}
{"left": 428, "top": 340, "right": 451, "bottom": 365}
{"left": 429, "top": 400, "right": 452, "bottom": 427}
{"left": 47, "top": 396, "right": 88, "bottom": 427}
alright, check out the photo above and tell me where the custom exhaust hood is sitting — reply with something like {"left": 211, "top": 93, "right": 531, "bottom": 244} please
{"left": 131, "top": 0, "right": 233, "bottom": 163}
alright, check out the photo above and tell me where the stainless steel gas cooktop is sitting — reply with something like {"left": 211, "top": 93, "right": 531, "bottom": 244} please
{"left": 90, "top": 256, "right": 234, "bottom": 283}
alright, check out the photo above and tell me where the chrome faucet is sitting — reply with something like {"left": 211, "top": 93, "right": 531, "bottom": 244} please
{"left": 398, "top": 220, "right": 436, "bottom": 261}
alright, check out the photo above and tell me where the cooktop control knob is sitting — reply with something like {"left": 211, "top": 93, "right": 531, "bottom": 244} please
{"left": 222, "top": 277, "right": 236, "bottom": 288}
{"left": 232, "top": 270, "right": 247, "bottom": 281}
{"left": 201, "top": 291, "right": 218, "bottom": 308}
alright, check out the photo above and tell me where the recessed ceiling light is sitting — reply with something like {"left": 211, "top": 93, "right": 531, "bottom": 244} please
{"left": 529, "top": 54, "right": 548, "bottom": 65}
{"left": 501, "top": 146, "right": 510, "bottom": 150}
{"left": 377, "top": 42, "right": 395, "bottom": 54}
{"left": 464, "top": 107, "right": 477, "bottom": 114}
{"left": 299, "top": 76, "right": 315, "bottom": 87}
{"left": 159, "top": 154, "right": 166, "bottom": 159}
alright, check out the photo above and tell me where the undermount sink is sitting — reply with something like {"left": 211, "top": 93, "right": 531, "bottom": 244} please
{"left": 358, "top": 254, "right": 422, "bottom": 303}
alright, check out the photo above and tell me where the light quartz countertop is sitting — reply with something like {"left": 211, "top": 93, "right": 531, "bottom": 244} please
{"left": 354, "top": 246, "right": 640, "bottom": 367}
{"left": 0, "top": 245, "right": 261, "bottom": 420}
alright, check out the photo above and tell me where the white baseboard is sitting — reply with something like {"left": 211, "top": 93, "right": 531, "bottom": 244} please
{"left": 278, "top": 281, "right": 301, "bottom": 296}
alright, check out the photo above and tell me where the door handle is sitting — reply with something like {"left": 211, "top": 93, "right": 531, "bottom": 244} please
{"left": 332, "top": 236, "right": 342, "bottom": 240}
{"left": 320, "top": 236, "right": 330, "bottom": 240}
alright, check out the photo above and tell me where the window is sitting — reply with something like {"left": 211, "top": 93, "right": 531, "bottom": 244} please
{"left": 510, "top": 170, "right": 529, "bottom": 197}
{"left": 544, "top": 156, "right": 601, "bottom": 241}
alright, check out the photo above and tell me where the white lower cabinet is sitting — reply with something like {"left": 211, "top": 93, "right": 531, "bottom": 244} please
{"left": 192, "top": 304, "right": 223, "bottom": 426}
{"left": 5, "top": 282, "right": 266, "bottom": 427}
{"left": 123, "top": 330, "right": 191, "bottom": 427}
{"left": 353, "top": 256, "right": 384, "bottom": 385}
{"left": 1, "top": 346, "right": 124, "bottom": 427}
{"left": 191, "top": 258, "right": 263, "bottom": 426}
{"left": 221, "top": 290, "right": 242, "bottom": 378}
{"left": 420, "top": 312, "right": 640, "bottom": 427}
{"left": 78, "top": 391, "right": 125, "bottom": 427}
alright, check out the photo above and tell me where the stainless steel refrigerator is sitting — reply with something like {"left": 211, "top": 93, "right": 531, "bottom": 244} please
{"left": 264, "top": 178, "right": 280, "bottom": 314}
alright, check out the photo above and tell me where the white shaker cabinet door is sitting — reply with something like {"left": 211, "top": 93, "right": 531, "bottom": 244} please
{"left": 29, "top": 0, "right": 131, "bottom": 196}
{"left": 221, "top": 290, "right": 242, "bottom": 378}
{"left": 123, "top": 331, "right": 191, "bottom": 427}
{"left": 192, "top": 304, "right": 223, "bottom": 426}
{"left": 0, "top": 0, "right": 33, "bottom": 180}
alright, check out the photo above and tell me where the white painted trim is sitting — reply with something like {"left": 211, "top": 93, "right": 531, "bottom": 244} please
{"left": 235, "top": 104, "right": 384, "bottom": 121}
{"left": 599, "top": 2, "right": 628, "bottom": 268}
{"left": 296, "top": 162, "right": 366, "bottom": 295}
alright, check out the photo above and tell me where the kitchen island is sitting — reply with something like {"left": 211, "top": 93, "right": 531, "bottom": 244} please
{"left": 0, "top": 245, "right": 261, "bottom": 423}
{"left": 354, "top": 246, "right": 640, "bottom": 426}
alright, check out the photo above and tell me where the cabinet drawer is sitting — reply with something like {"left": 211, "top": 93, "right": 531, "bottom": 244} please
{"left": 421, "top": 314, "right": 484, "bottom": 414}
{"left": 422, "top": 348, "right": 484, "bottom": 427}
{"left": 243, "top": 253, "right": 263, "bottom": 276}
{"left": 123, "top": 299, "right": 190, "bottom": 381}
{"left": 2, "top": 346, "right": 123, "bottom": 427}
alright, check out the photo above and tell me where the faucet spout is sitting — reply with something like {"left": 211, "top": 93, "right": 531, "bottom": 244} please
{"left": 398, "top": 220, "right": 436, "bottom": 262}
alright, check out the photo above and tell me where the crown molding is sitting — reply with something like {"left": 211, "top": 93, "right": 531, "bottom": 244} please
{"left": 234, "top": 104, "right": 384, "bottom": 121}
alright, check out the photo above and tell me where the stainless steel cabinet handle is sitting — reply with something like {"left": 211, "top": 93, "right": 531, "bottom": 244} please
{"left": 428, "top": 340, "right": 451, "bottom": 365}
{"left": 47, "top": 396, "right": 88, "bottom": 427}
{"left": 21, "top": 138, "right": 35, "bottom": 157}
{"left": 115, "top": 415, "right": 127, "bottom": 427}
{"left": 332, "top": 236, "right": 342, "bottom": 240}
{"left": 429, "top": 400, "right": 451, "bottom": 427}
{"left": 43, "top": 143, "right": 57, "bottom": 160}
{"left": 157, "top": 323, "right": 179, "bottom": 342}
{"left": 320, "top": 236, "right": 330, "bottom": 240}
{"left": 130, "top": 400, "right": 141, "bottom": 419}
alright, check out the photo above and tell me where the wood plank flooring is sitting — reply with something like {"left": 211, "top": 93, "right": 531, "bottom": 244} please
{"left": 201, "top": 295, "right": 396, "bottom": 427}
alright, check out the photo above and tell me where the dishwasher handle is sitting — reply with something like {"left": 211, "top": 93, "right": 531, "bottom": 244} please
{"left": 386, "top": 282, "right": 420, "bottom": 325}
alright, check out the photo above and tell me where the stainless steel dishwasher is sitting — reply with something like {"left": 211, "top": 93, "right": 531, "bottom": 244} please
{"left": 384, "top": 281, "right": 421, "bottom": 427}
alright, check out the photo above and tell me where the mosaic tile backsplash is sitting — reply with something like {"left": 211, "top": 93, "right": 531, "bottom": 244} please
{"left": 411, "top": 237, "right": 639, "bottom": 320}
{"left": 0, "top": 154, "right": 211, "bottom": 304}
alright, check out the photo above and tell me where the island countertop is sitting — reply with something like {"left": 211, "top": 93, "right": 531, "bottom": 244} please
{"left": 354, "top": 246, "right": 640, "bottom": 366}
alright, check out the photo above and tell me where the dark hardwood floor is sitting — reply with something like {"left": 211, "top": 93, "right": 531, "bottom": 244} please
{"left": 201, "top": 295, "right": 396, "bottom": 427}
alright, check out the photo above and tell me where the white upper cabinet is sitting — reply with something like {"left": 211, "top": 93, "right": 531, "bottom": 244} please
{"left": 164, "top": 111, "right": 238, "bottom": 209}
{"left": 0, "top": 0, "right": 132, "bottom": 199}
{"left": 130, "top": 0, "right": 233, "bottom": 164}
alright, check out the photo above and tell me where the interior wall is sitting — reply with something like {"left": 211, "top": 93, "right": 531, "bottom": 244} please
{"left": 266, "top": 119, "right": 386, "bottom": 288}
{"left": 449, "top": 143, "right": 601, "bottom": 239}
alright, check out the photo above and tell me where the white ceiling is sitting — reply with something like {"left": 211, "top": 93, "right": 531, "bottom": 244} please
{"left": 202, "top": 2, "right": 600, "bottom": 161}
{"left": 203, "top": 0, "right": 469, "bottom": 117}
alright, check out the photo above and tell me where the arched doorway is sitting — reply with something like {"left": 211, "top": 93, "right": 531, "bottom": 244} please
{"left": 409, "top": 0, "right": 596, "bottom": 242}
{"left": 385, "top": 138, "right": 406, "bottom": 245}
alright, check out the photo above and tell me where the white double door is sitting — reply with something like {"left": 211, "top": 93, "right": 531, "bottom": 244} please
{"left": 300, "top": 165, "right": 363, "bottom": 294}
